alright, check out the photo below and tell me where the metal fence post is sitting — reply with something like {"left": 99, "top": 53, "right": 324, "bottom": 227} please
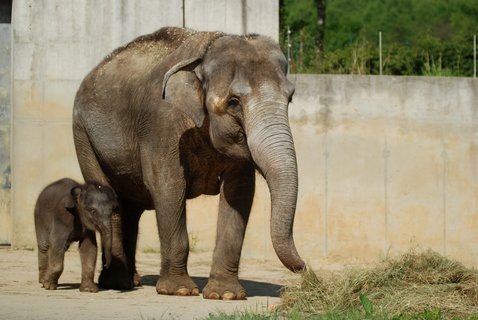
{"left": 474, "top": 34, "right": 476, "bottom": 78}
{"left": 379, "top": 31, "right": 383, "bottom": 75}
{"left": 287, "top": 27, "right": 291, "bottom": 74}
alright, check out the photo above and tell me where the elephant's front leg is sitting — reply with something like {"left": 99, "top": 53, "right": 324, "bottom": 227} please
{"left": 79, "top": 230, "right": 98, "bottom": 292}
{"left": 203, "top": 163, "right": 255, "bottom": 300}
{"left": 154, "top": 181, "right": 199, "bottom": 296}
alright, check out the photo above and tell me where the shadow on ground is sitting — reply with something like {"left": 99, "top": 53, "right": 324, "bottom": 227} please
{"left": 56, "top": 283, "right": 81, "bottom": 290}
{"left": 141, "top": 275, "right": 283, "bottom": 297}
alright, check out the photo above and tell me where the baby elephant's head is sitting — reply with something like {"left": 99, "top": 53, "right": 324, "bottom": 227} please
{"left": 71, "top": 184, "right": 119, "bottom": 268}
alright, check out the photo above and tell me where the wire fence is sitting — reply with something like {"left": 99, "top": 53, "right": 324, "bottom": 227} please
{"left": 284, "top": 29, "right": 478, "bottom": 78}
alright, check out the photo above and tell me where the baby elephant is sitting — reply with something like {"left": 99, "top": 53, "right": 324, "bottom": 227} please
{"left": 34, "top": 178, "right": 119, "bottom": 292}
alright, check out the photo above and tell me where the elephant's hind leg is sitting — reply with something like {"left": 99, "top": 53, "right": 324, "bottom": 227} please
{"left": 37, "top": 245, "right": 49, "bottom": 286}
{"left": 74, "top": 122, "right": 132, "bottom": 290}
{"left": 122, "top": 201, "right": 143, "bottom": 287}
{"left": 43, "top": 242, "right": 66, "bottom": 290}
{"left": 72, "top": 121, "right": 111, "bottom": 187}
{"left": 98, "top": 201, "right": 142, "bottom": 290}
{"left": 97, "top": 210, "right": 134, "bottom": 290}
{"left": 203, "top": 164, "right": 255, "bottom": 300}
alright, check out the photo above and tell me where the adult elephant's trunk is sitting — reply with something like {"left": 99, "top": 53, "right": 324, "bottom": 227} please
{"left": 246, "top": 101, "right": 305, "bottom": 272}
{"left": 99, "top": 225, "right": 112, "bottom": 269}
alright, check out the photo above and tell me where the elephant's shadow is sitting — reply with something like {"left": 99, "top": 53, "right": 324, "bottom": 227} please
{"left": 141, "top": 275, "right": 283, "bottom": 298}
{"left": 56, "top": 283, "right": 81, "bottom": 290}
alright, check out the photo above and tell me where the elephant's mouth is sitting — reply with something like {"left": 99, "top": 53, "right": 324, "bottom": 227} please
{"left": 210, "top": 122, "right": 251, "bottom": 161}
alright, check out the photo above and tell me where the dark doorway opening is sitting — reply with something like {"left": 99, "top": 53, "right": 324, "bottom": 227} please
{"left": 0, "top": 0, "right": 12, "bottom": 24}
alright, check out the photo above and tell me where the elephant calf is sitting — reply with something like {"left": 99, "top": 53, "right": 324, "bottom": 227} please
{"left": 34, "top": 178, "right": 118, "bottom": 292}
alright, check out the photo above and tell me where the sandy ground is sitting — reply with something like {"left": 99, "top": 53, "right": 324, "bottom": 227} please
{"left": 0, "top": 247, "right": 296, "bottom": 320}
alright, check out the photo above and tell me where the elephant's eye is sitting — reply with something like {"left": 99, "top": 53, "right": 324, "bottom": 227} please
{"left": 227, "top": 97, "right": 241, "bottom": 109}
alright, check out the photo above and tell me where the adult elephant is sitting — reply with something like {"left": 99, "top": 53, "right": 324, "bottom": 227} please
{"left": 72, "top": 27, "right": 305, "bottom": 299}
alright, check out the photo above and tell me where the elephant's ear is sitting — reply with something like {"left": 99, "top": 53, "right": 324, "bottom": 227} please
{"left": 161, "top": 32, "right": 223, "bottom": 128}
{"left": 64, "top": 196, "right": 76, "bottom": 210}
{"left": 69, "top": 186, "right": 82, "bottom": 206}
{"left": 63, "top": 186, "right": 80, "bottom": 212}
{"left": 163, "top": 68, "right": 204, "bottom": 127}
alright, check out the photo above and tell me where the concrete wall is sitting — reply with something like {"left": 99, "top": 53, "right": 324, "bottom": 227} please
{"left": 138, "top": 75, "right": 478, "bottom": 269}
{"left": 10, "top": 0, "right": 184, "bottom": 245}
{"left": 7, "top": 0, "right": 478, "bottom": 269}
{"left": 8, "top": 0, "right": 279, "bottom": 246}
{"left": 0, "top": 24, "right": 11, "bottom": 245}
{"left": 184, "top": 0, "right": 278, "bottom": 39}
{"left": 287, "top": 75, "right": 478, "bottom": 268}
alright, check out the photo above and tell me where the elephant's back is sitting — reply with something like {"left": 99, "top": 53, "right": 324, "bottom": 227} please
{"left": 34, "top": 178, "right": 78, "bottom": 221}
{"left": 93, "top": 27, "right": 196, "bottom": 89}
{"left": 101, "top": 27, "right": 196, "bottom": 66}
{"left": 36, "top": 178, "right": 78, "bottom": 205}
{"left": 74, "top": 27, "right": 198, "bottom": 117}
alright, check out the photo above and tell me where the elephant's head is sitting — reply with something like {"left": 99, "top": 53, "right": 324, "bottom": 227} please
{"left": 163, "top": 31, "right": 305, "bottom": 272}
{"left": 71, "top": 184, "right": 119, "bottom": 269}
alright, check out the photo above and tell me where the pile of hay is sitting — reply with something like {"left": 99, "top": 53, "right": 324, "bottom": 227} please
{"left": 280, "top": 249, "right": 478, "bottom": 318}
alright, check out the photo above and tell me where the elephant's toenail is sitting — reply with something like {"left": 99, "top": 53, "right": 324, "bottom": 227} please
{"left": 176, "top": 287, "right": 190, "bottom": 296}
{"left": 222, "top": 291, "right": 236, "bottom": 300}
{"left": 157, "top": 288, "right": 168, "bottom": 295}
{"left": 191, "top": 288, "right": 200, "bottom": 296}
{"left": 207, "top": 292, "right": 220, "bottom": 299}
{"left": 237, "top": 291, "right": 247, "bottom": 300}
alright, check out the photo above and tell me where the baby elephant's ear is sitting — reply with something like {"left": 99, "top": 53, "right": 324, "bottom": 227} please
{"left": 66, "top": 186, "right": 82, "bottom": 208}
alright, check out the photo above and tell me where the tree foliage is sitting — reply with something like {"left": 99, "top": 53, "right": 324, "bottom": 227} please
{"left": 280, "top": 0, "right": 478, "bottom": 75}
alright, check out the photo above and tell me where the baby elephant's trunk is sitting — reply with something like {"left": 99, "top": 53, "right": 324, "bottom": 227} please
{"left": 100, "top": 226, "right": 112, "bottom": 269}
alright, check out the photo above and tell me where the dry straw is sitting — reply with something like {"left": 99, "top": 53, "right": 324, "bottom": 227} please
{"left": 280, "top": 249, "right": 478, "bottom": 318}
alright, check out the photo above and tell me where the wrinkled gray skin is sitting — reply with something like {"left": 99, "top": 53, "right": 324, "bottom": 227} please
{"left": 73, "top": 27, "right": 305, "bottom": 299}
{"left": 34, "top": 178, "right": 118, "bottom": 292}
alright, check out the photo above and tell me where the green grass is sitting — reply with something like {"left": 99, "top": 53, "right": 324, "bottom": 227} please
{"left": 205, "top": 305, "right": 478, "bottom": 320}
{"left": 204, "top": 308, "right": 476, "bottom": 320}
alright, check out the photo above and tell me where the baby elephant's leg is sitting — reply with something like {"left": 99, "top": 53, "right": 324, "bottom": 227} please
{"left": 43, "top": 243, "right": 66, "bottom": 290}
{"left": 79, "top": 231, "right": 98, "bottom": 292}
{"left": 37, "top": 246, "right": 49, "bottom": 286}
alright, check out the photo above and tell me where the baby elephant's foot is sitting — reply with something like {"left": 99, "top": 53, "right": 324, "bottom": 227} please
{"left": 156, "top": 274, "right": 199, "bottom": 296}
{"left": 42, "top": 280, "right": 58, "bottom": 290}
{"left": 133, "top": 272, "right": 142, "bottom": 287}
{"left": 80, "top": 281, "right": 99, "bottom": 293}
{"left": 203, "top": 277, "right": 246, "bottom": 300}
{"left": 98, "top": 264, "right": 133, "bottom": 290}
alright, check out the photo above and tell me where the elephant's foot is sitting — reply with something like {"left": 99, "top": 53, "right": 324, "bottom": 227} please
{"left": 156, "top": 273, "right": 199, "bottom": 296}
{"left": 98, "top": 260, "right": 133, "bottom": 290}
{"left": 80, "top": 281, "right": 98, "bottom": 293}
{"left": 42, "top": 280, "right": 58, "bottom": 290}
{"left": 203, "top": 277, "right": 246, "bottom": 300}
{"left": 133, "top": 272, "right": 142, "bottom": 287}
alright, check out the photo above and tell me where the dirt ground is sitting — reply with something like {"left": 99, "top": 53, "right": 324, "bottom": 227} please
{"left": 0, "top": 247, "right": 295, "bottom": 320}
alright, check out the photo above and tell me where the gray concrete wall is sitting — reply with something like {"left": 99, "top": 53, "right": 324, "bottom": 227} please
{"left": 0, "top": 24, "right": 11, "bottom": 245}
{"left": 287, "top": 75, "right": 478, "bottom": 268}
{"left": 138, "top": 75, "right": 478, "bottom": 269}
{"left": 184, "top": 0, "right": 278, "bottom": 40}
{"left": 8, "top": 0, "right": 279, "bottom": 246}
{"left": 7, "top": 0, "right": 478, "bottom": 269}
